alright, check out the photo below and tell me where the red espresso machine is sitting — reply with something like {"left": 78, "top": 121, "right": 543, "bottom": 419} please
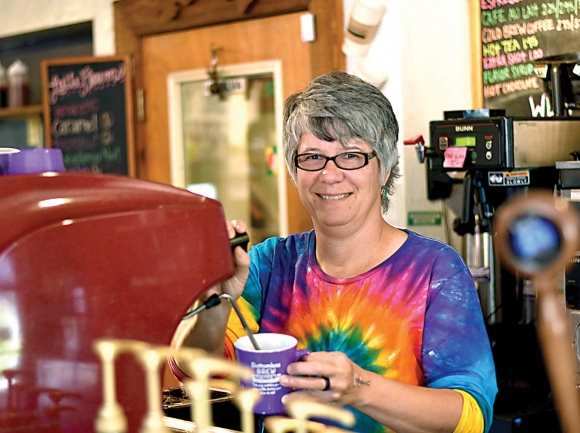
{"left": 0, "top": 173, "right": 235, "bottom": 432}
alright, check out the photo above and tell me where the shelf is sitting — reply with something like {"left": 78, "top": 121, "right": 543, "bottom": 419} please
{"left": 0, "top": 105, "right": 43, "bottom": 120}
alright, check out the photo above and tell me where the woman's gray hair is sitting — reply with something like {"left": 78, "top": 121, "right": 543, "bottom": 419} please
{"left": 283, "top": 70, "right": 400, "bottom": 213}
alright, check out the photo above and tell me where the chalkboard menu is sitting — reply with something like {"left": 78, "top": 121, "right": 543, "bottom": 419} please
{"left": 481, "top": 0, "right": 580, "bottom": 116}
{"left": 41, "top": 55, "right": 135, "bottom": 175}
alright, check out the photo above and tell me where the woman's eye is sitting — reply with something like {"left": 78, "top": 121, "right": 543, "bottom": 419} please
{"left": 305, "top": 154, "right": 323, "bottom": 160}
{"left": 342, "top": 153, "right": 360, "bottom": 160}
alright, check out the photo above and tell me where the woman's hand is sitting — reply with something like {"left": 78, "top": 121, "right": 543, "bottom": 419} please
{"left": 281, "top": 352, "right": 465, "bottom": 433}
{"left": 180, "top": 219, "right": 251, "bottom": 357}
{"left": 279, "top": 351, "right": 370, "bottom": 407}
{"left": 219, "top": 219, "right": 251, "bottom": 301}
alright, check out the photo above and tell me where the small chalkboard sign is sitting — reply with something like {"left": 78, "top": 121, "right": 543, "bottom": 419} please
{"left": 480, "top": 1, "right": 580, "bottom": 117}
{"left": 41, "top": 55, "right": 135, "bottom": 175}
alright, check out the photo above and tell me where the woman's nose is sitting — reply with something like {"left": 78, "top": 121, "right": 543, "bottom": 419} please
{"left": 320, "top": 159, "right": 343, "bottom": 179}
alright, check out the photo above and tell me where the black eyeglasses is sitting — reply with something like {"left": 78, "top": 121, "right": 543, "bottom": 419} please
{"left": 295, "top": 151, "right": 377, "bottom": 171}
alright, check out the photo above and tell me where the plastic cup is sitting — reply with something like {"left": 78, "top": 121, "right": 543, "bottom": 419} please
{"left": 0, "top": 147, "right": 21, "bottom": 175}
{"left": 8, "top": 148, "right": 65, "bottom": 175}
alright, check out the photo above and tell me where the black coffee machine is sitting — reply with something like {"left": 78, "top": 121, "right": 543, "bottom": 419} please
{"left": 428, "top": 112, "right": 580, "bottom": 315}
{"left": 557, "top": 160, "right": 580, "bottom": 384}
{"left": 407, "top": 109, "right": 580, "bottom": 430}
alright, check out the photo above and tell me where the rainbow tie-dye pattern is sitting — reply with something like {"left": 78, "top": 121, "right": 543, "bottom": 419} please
{"left": 225, "top": 230, "right": 497, "bottom": 433}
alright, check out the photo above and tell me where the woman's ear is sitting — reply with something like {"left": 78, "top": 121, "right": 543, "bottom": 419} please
{"left": 382, "top": 170, "right": 391, "bottom": 186}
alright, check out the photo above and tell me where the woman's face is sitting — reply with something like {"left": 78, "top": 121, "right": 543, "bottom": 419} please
{"left": 296, "top": 133, "right": 386, "bottom": 231}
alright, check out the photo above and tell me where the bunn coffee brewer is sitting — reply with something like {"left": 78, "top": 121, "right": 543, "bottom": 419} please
{"left": 412, "top": 111, "right": 580, "bottom": 322}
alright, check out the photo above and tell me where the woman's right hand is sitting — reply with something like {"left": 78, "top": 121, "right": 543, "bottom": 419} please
{"left": 179, "top": 219, "right": 251, "bottom": 357}
{"left": 219, "top": 219, "right": 251, "bottom": 300}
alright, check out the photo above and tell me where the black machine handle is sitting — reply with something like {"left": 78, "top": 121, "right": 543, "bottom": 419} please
{"left": 453, "top": 172, "right": 476, "bottom": 236}
{"left": 230, "top": 232, "right": 249, "bottom": 252}
{"left": 453, "top": 171, "right": 494, "bottom": 236}
{"left": 473, "top": 172, "right": 493, "bottom": 231}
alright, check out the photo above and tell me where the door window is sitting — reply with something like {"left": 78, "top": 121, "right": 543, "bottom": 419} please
{"left": 168, "top": 61, "right": 287, "bottom": 243}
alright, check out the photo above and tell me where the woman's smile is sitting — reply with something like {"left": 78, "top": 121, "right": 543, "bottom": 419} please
{"left": 317, "top": 192, "right": 352, "bottom": 200}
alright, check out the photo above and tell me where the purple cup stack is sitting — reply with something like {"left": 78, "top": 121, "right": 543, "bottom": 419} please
{"left": 6, "top": 148, "right": 65, "bottom": 175}
{"left": 0, "top": 147, "right": 20, "bottom": 176}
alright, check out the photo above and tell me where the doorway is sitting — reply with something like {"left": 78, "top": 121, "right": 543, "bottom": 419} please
{"left": 115, "top": 0, "right": 345, "bottom": 235}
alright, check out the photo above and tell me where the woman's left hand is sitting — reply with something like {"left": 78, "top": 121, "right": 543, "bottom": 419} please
{"left": 279, "top": 351, "right": 370, "bottom": 407}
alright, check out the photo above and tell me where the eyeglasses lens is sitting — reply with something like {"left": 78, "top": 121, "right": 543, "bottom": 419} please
{"left": 296, "top": 153, "right": 371, "bottom": 171}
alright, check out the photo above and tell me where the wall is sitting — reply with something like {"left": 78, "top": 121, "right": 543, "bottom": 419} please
{"left": 0, "top": 0, "right": 473, "bottom": 245}
{"left": 343, "top": 0, "right": 473, "bottom": 247}
{"left": 401, "top": 0, "right": 473, "bottom": 246}
{"left": 0, "top": 0, "right": 116, "bottom": 55}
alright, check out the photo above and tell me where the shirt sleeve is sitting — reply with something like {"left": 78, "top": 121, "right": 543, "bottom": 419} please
{"left": 422, "top": 247, "right": 498, "bottom": 433}
{"left": 453, "top": 389, "right": 485, "bottom": 433}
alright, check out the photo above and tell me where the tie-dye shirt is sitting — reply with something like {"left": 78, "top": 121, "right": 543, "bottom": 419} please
{"left": 224, "top": 229, "right": 497, "bottom": 433}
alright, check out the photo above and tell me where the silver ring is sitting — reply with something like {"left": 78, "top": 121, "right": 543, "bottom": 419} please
{"left": 322, "top": 376, "right": 331, "bottom": 391}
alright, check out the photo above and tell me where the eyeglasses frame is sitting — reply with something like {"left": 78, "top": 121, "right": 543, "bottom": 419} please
{"left": 294, "top": 151, "right": 377, "bottom": 172}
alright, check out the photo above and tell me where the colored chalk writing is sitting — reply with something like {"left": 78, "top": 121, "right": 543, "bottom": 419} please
{"left": 41, "top": 56, "right": 134, "bottom": 175}
{"left": 480, "top": 0, "right": 580, "bottom": 116}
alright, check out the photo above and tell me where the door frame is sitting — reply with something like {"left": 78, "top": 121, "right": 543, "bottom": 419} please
{"left": 167, "top": 60, "right": 288, "bottom": 236}
{"left": 114, "top": 0, "right": 345, "bottom": 180}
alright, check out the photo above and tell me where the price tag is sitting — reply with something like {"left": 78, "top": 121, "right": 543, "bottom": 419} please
{"left": 443, "top": 147, "right": 467, "bottom": 169}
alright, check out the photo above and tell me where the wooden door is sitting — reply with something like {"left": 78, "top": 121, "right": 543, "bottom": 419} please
{"left": 142, "top": 15, "right": 311, "bottom": 234}
{"left": 114, "top": 0, "right": 345, "bottom": 235}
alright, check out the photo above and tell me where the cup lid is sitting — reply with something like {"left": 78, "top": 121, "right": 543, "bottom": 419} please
{"left": 0, "top": 147, "right": 21, "bottom": 154}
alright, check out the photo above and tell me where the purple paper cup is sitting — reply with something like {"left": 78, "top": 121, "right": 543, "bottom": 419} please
{"left": 0, "top": 148, "right": 20, "bottom": 176}
{"left": 234, "top": 333, "right": 310, "bottom": 415}
{"left": 8, "top": 148, "right": 65, "bottom": 175}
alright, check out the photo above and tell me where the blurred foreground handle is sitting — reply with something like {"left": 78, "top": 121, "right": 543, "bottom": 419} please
{"left": 494, "top": 190, "right": 580, "bottom": 433}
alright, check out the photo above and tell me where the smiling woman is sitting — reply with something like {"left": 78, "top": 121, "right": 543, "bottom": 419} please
{"left": 176, "top": 71, "right": 497, "bottom": 433}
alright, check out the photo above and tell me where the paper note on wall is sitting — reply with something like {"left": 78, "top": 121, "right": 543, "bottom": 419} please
{"left": 443, "top": 147, "right": 467, "bottom": 169}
